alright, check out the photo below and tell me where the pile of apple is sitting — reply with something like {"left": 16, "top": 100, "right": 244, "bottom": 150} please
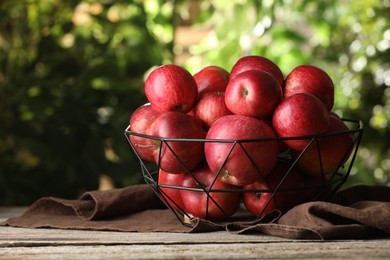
{"left": 128, "top": 55, "right": 356, "bottom": 221}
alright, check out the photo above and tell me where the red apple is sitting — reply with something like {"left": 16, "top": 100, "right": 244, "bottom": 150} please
{"left": 194, "top": 92, "right": 233, "bottom": 129}
{"left": 158, "top": 169, "right": 185, "bottom": 211}
{"left": 205, "top": 115, "right": 279, "bottom": 186}
{"left": 292, "top": 115, "right": 354, "bottom": 176}
{"left": 266, "top": 160, "right": 306, "bottom": 212}
{"left": 149, "top": 111, "right": 206, "bottom": 174}
{"left": 193, "top": 65, "right": 230, "bottom": 98}
{"left": 144, "top": 64, "right": 198, "bottom": 113}
{"left": 242, "top": 179, "right": 276, "bottom": 218}
{"left": 229, "top": 55, "right": 284, "bottom": 87}
{"left": 243, "top": 160, "right": 306, "bottom": 216}
{"left": 283, "top": 65, "right": 334, "bottom": 111}
{"left": 301, "top": 173, "right": 332, "bottom": 201}
{"left": 272, "top": 93, "right": 330, "bottom": 151}
{"left": 179, "top": 163, "right": 241, "bottom": 220}
{"left": 129, "top": 103, "right": 161, "bottom": 162}
{"left": 225, "top": 70, "right": 282, "bottom": 119}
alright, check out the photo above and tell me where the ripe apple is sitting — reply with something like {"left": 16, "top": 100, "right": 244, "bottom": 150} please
{"left": 144, "top": 64, "right": 198, "bottom": 113}
{"left": 229, "top": 55, "right": 284, "bottom": 87}
{"left": 272, "top": 93, "right": 330, "bottom": 151}
{"left": 283, "top": 65, "right": 335, "bottom": 111}
{"left": 194, "top": 92, "right": 233, "bottom": 129}
{"left": 158, "top": 169, "right": 185, "bottom": 211}
{"left": 193, "top": 65, "right": 230, "bottom": 98}
{"left": 242, "top": 179, "right": 276, "bottom": 218}
{"left": 149, "top": 111, "right": 206, "bottom": 173}
{"left": 301, "top": 173, "right": 332, "bottom": 201}
{"left": 179, "top": 164, "right": 241, "bottom": 220}
{"left": 205, "top": 115, "right": 279, "bottom": 186}
{"left": 129, "top": 103, "right": 161, "bottom": 162}
{"left": 243, "top": 160, "right": 306, "bottom": 216}
{"left": 265, "top": 160, "right": 306, "bottom": 213}
{"left": 225, "top": 70, "right": 282, "bottom": 119}
{"left": 292, "top": 115, "right": 354, "bottom": 176}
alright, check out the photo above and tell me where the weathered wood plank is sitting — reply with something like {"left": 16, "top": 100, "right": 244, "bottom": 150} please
{"left": 1, "top": 240, "right": 390, "bottom": 260}
{"left": 1, "top": 207, "right": 390, "bottom": 260}
{"left": 0, "top": 226, "right": 287, "bottom": 247}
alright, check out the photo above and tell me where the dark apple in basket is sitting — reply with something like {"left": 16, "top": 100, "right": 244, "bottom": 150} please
{"left": 301, "top": 173, "right": 332, "bottom": 200}
{"left": 149, "top": 111, "right": 206, "bottom": 174}
{"left": 292, "top": 115, "right": 355, "bottom": 176}
{"left": 144, "top": 64, "right": 198, "bottom": 113}
{"left": 243, "top": 160, "right": 306, "bottom": 217}
{"left": 205, "top": 115, "right": 279, "bottom": 186}
{"left": 158, "top": 169, "right": 185, "bottom": 211}
{"left": 179, "top": 163, "right": 241, "bottom": 220}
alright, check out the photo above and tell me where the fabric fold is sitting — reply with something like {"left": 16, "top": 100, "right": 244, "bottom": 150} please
{"left": 75, "top": 184, "right": 166, "bottom": 220}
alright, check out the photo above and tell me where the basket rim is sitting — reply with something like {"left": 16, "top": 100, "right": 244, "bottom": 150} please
{"left": 124, "top": 118, "right": 363, "bottom": 143}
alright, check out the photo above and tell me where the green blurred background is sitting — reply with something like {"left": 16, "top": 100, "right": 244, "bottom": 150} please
{"left": 1, "top": 0, "right": 389, "bottom": 206}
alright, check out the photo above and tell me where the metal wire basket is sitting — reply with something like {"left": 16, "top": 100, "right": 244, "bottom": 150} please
{"left": 124, "top": 118, "right": 363, "bottom": 226}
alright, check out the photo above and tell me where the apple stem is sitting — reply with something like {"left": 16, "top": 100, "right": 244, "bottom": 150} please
{"left": 220, "top": 169, "right": 233, "bottom": 182}
{"left": 174, "top": 104, "right": 185, "bottom": 112}
{"left": 242, "top": 87, "right": 249, "bottom": 96}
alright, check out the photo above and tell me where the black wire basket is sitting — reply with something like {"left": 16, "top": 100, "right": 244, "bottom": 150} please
{"left": 124, "top": 118, "right": 363, "bottom": 226}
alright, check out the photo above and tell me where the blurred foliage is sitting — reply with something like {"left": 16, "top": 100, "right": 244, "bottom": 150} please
{"left": 0, "top": 0, "right": 174, "bottom": 205}
{"left": 1, "top": 0, "right": 389, "bottom": 205}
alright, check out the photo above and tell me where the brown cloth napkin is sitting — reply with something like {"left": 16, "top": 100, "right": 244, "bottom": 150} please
{"left": 1, "top": 184, "right": 389, "bottom": 240}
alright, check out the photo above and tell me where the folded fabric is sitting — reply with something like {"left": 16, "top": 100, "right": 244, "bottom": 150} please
{"left": 1, "top": 185, "right": 189, "bottom": 233}
{"left": 1, "top": 184, "right": 389, "bottom": 240}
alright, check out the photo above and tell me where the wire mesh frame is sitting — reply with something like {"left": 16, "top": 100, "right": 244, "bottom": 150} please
{"left": 124, "top": 118, "right": 364, "bottom": 226}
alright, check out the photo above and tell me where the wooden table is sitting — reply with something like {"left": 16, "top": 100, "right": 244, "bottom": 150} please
{"left": 1, "top": 207, "right": 389, "bottom": 259}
